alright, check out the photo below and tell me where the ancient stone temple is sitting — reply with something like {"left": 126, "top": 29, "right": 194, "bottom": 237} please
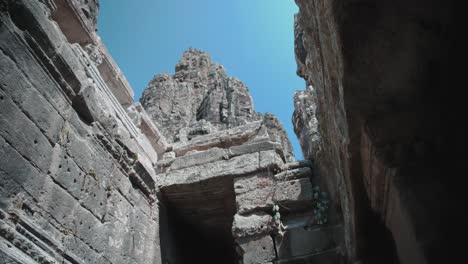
{"left": 140, "top": 48, "right": 344, "bottom": 263}
{"left": 0, "top": 0, "right": 452, "bottom": 264}
{"left": 0, "top": 1, "right": 342, "bottom": 263}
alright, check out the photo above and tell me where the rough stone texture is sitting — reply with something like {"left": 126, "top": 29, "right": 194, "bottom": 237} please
{"left": 141, "top": 48, "right": 257, "bottom": 139}
{"left": 153, "top": 113, "right": 340, "bottom": 263}
{"left": 232, "top": 213, "right": 274, "bottom": 238}
{"left": 274, "top": 167, "right": 311, "bottom": 181}
{"left": 293, "top": 86, "right": 320, "bottom": 167}
{"left": 236, "top": 235, "right": 276, "bottom": 264}
{"left": 293, "top": 0, "right": 453, "bottom": 263}
{"left": 0, "top": 1, "right": 163, "bottom": 263}
{"left": 51, "top": 0, "right": 98, "bottom": 44}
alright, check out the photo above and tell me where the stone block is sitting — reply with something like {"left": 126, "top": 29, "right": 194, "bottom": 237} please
{"left": 234, "top": 173, "right": 274, "bottom": 214}
{"left": 232, "top": 213, "right": 274, "bottom": 238}
{"left": 0, "top": 89, "right": 54, "bottom": 174}
{"left": 273, "top": 178, "right": 313, "bottom": 208}
{"left": 229, "top": 140, "right": 282, "bottom": 157}
{"left": 237, "top": 235, "right": 276, "bottom": 264}
{"left": 170, "top": 147, "right": 227, "bottom": 171}
{"left": 172, "top": 120, "right": 263, "bottom": 156}
{"left": 160, "top": 152, "right": 262, "bottom": 186}
{"left": 259, "top": 150, "right": 284, "bottom": 171}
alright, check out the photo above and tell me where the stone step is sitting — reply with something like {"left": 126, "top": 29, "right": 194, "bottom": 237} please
{"left": 275, "top": 247, "right": 345, "bottom": 264}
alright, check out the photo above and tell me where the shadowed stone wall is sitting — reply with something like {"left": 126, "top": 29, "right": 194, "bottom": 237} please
{"left": 0, "top": 1, "right": 165, "bottom": 263}
{"left": 293, "top": 0, "right": 454, "bottom": 263}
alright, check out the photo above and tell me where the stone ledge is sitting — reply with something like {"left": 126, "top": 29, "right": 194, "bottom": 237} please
{"left": 172, "top": 120, "right": 264, "bottom": 157}
{"left": 281, "top": 160, "right": 313, "bottom": 171}
{"left": 232, "top": 212, "right": 275, "bottom": 238}
{"left": 274, "top": 167, "right": 312, "bottom": 181}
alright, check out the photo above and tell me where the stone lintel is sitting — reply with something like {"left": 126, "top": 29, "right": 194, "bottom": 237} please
{"left": 274, "top": 167, "right": 312, "bottom": 181}
{"left": 158, "top": 149, "right": 283, "bottom": 188}
{"left": 159, "top": 138, "right": 283, "bottom": 173}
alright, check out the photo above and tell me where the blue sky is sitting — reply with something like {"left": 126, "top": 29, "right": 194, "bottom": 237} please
{"left": 98, "top": 0, "right": 305, "bottom": 159}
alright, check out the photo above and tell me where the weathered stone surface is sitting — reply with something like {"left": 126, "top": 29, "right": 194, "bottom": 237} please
{"left": 230, "top": 139, "right": 282, "bottom": 158}
{"left": 263, "top": 112, "right": 295, "bottom": 163}
{"left": 293, "top": 0, "right": 452, "bottom": 263}
{"left": 171, "top": 120, "right": 263, "bottom": 157}
{"left": 170, "top": 147, "right": 227, "bottom": 171}
{"left": 293, "top": 86, "right": 320, "bottom": 163}
{"left": 140, "top": 49, "right": 295, "bottom": 162}
{"left": 234, "top": 173, "right": 275, "bottom": 214}
{"left": 157, "top": 139, "right": 284, "bottom": 175}
{"left": 140, "top": 48, "right": 259, "bottom": 142}
{"left": 52, "top": 0, "right": 98, "bottom": 44}
{"left": 0, "top": 1, "right": 162, "bottom": 263}
{"left": 237, "top": 235, "right": 276, "bottom": 264}
{"left": 274, "top": 167, "right": 312, "bottom": 181}
{"left": 273, "top": 178, "right": 313, "bottom": 208}
{"left": 127, "top": 102, "right": 169, "bottom": 157}
{"left": 281, "top": 159, "right": 313, "bottom": 170}
{"left": 159, "top": 150, "right": 284, "bottom": 187}
{"left": 232, "top": 213, "right": 274, "bottom": 238}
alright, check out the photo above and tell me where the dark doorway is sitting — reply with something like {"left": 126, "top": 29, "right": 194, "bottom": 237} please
{"left": 159, "top": 176, "right": 237, "bottom": 264}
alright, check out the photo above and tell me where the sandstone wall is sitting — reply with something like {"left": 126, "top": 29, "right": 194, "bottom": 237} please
{"left": 0, "top": 1, "right": 166, "bottom": 263}
{"left": 293, "top": 0, "right": 452, "bottom": 263}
